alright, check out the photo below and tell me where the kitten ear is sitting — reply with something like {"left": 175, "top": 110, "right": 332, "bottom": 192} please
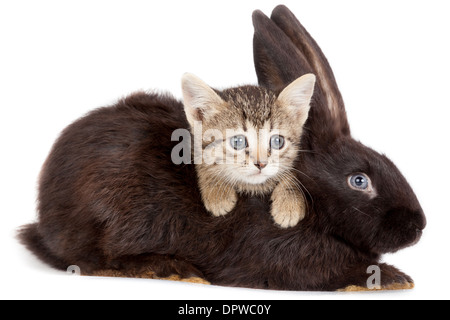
{"left": 181, "top": 73, "right": 225, "bottom": 127}
{"left": 277, "top": 73, "right": 316, "bottom": 126}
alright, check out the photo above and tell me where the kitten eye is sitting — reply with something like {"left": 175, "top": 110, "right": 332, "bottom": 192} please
{"left": 348, "top": 173, "right": 371, "bottom": 191}
{"left": 230, "top": 135, "right": 248, "bottom": 150}
{"left": 270, "top": 135, "right": 285, "bottom": 150}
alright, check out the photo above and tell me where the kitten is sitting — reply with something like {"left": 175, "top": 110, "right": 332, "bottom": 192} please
{"left": 182, "top": 73, "right": 316, "bottom": 228}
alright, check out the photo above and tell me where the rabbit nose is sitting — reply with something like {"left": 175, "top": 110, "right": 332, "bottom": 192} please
{"left": 413, "top": 208, "right": 427, "bottom": 231}
{"left": 254, "top": 162, "right": 267, "bottom": 170}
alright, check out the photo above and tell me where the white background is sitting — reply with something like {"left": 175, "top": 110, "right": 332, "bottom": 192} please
{"left": 1, "top": 0, "right": 449, "bottom": 300}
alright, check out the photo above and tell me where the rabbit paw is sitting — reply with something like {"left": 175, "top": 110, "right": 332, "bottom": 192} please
{"left": 271, "top": 188, "right": 306, "bottom": 228}
{"left": 337, "top": 263, "right": 414, "bottom": 291}
{"left": 90, "top": 254, "right": 210, "bottom": 284}
{"left": 202, "top": 187, "right": 238, "bottom": 217}
{"left": 338, "top": 282, "right": 414, "bottom": 292}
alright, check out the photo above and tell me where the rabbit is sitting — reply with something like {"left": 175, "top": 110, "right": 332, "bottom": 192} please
{"left": 18, "top": 6, "right": 426, "bottom": 291}
{"left": 251, "top": 5, "right": 426, "bottom": 287}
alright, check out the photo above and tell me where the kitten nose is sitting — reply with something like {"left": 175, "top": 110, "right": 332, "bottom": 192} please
{"left": 254, "top": 162, "right": 267, "bottom": 170}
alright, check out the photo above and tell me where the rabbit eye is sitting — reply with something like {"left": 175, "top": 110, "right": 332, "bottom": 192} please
{"left": 348, "top": 173, "right": 371, "bottom": 190}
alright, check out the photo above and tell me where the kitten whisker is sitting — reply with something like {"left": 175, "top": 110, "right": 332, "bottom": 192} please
{"left": 278, "top": 171, "right": 314, "bottom": 212}
{"left": 277, "top": 167, "right": 314, "bottom": 206}
{"left": 280, "top": 165, "right": 314, "bottom": 182}
{"left": 296, "top": 149, "right": 318, "bottom": 154}
{"left": 352, "top": 206, "right": 372, "bottom": 220}
{"left": 277, "top": 170, "right": 309, "bottom": 214}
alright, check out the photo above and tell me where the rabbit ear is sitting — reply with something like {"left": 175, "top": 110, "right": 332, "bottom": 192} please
{"left": 270, "top": 5, "right": 350, "bottom": 135}
{"left": 252, "top": 10, "right": 313, "bottom": 92}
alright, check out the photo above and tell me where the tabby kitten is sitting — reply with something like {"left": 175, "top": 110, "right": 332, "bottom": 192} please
{"left": 182, "top": 73, "right": 316, "bottom": 228}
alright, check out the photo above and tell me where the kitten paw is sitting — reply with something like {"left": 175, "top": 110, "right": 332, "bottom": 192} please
{"left": 203, "top": 191, "right": 238, "bottom": 217}
{"left": 271, "top": 195, "right": 306, "bottom": 228}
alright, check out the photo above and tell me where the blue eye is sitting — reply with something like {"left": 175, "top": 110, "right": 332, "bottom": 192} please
{"left": 349, "top": 174, "right": 370, "bottom": 190}
{"left": 230, "top": 135, "right": 247, "bottom": 150}
{"left": 270, "top": 135, "right": 285, "bottom": 150}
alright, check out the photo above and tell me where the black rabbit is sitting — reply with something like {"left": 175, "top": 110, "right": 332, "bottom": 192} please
{"left": 19, "top": 6, "right": 426, "bottom": 291}
{"left": 251, "top": 5, "right": 426, "bottom": 288}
